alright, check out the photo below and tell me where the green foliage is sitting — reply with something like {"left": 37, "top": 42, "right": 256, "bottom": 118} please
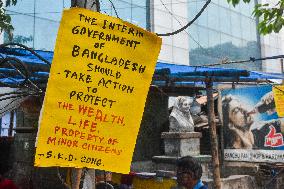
{"left": 227, "top": 0, "right": 284, "bottom": 35}
{"left": 0, "top": 1, "right": 13, "bottom": 32}
{"left": 8, "top": 35, "right": 33, "bottom": 44}
{"left": 0, "top": 0, "right": 18, "bottom": 41}
{"left": 5, "top": 0, "right": 18, "bottom": 6}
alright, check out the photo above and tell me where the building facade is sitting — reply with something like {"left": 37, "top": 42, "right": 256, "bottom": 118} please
{"left": 2, "top": 0, "right": 283, "bottom": 73}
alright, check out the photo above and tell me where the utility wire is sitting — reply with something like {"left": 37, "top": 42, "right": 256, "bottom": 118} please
{"left": 0, "top": 43, "right": 51, "bottom": 92}
{"left": 6, "top": 9, "right": 59, "bottom": 23}
{"left": 264, "top": 80, "right": 284, "bottom": 93}
{"left": 158, "top": 0, "right": 224, "bottom": 62}
{"left": 107, "top": 0, "right": 120, "bottom": 19}
{"left": 156, "top": 0, "right": 211, "bottom": 36}
{"left": 0, "top": 57, "right": 42, "bottom": 92}
{"left": 99, "top": 0, "right": 206, "bottom": 11}
{"left": 204, "top": 55, "right": 284, "bottom": 67}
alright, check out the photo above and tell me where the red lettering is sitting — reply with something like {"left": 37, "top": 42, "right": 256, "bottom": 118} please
{"left": 105, "top": 147, "right": 110, "bottom": 153}
{"left": 95, "top": 109, "right": 103, "bottom": 121}
{"left": 62, "top": 128, "right": 68, "bottom": 136}
{"left": 87, "top": 107, "right": 94, "bottom": 117}
{"left": 54, "top": 126, "right": 60, "bottom": 134}
{"left": 90, "top": 122, "right": 97, "bottom": 132}
{"left": 83, "top": 119, "right": 90, "bottom": 129}
{"left": 75, "top": 130, "right": 80, "bottom": 137}
{"left": 78, "top": 104, "right": 88, "bottom": 115}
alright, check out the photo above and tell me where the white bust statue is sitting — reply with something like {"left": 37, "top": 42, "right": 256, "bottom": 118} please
{"left": 169, "top": 96, "right": 195, "bottom": 132}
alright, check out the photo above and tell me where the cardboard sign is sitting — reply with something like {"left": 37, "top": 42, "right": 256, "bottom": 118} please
{"left": 34, "top": 8, "right": 161, "bottom": 173}
{"left": 273, "top": 85, "right": 284, "bottom": 117}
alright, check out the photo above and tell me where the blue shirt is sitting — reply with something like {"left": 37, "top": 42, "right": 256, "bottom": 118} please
{"left": 193, "top": 180, "right": 205, "bottom": 189}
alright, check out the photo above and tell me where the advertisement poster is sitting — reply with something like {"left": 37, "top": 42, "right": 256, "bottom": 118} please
{"left": 34, "top": 8, "right": 162, "bottom": 173}
{"left": 221, "top": 85, "right": 284, "bottom": 162}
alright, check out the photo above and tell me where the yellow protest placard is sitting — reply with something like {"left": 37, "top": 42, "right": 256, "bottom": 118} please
{"left": 273, "top": 85, "right": 284, "bottom": 117}
{"left": 34, "top": 8, "right": 162, "bottom": 173}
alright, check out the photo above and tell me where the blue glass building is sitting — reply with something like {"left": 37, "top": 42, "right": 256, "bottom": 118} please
{"left": 4, "top": 0, "right": 282, "bottom": 72}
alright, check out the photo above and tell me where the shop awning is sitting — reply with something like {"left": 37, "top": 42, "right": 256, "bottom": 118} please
{"left": 0, "top": 47, "right": 283, "bottom": 87}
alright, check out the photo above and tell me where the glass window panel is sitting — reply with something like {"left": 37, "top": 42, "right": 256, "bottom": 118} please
{"left": 132, "top": 7, "right": 147, "bottom": 28}
{"left": 100, "top": 1, "right": 112, "bottom": 14}
{"left": 34, "top": 18, "right": 59, "bottom": 51}
{"left": 250, "top": 19, "right": 257, "bottom": 41}
{"left": 246, "top": 41, "right": 260, "bottom": 58}
{"left": 36, "top": 0, "right": 64, "bottom": 21}
{"left": 188, "top": 24, "right": 198, "bottom": 41}
{"left": 196, "top": 2, "right": 207, "bottom": 26}
{"left": 63, "top": 0, "right": 71, "bottom": 8}
{"left": 231, "top": 37, "right": 242, "bottom": 48}
{"left": 188, "top": 1, "right": 197, "bottom": 21}
{"left": 230, "top": 3, "right": 240, "bottom": 12}
{"left": 132, "top": 0, "right": 146, "bottom": 7}
{"left": 219, "top": 0, "right": 230, "bottom": 8}
{"left": 208, "top": 3, "right": 219, "bottom": 30}
{"left": 219, "top": 7, "right": 231, "bottom": 34}
{"left": 6, "top": 13, "right": 34, "bottom": 47}
{"left": 198, "top": 26, "right": 209, "bottom": 48}
{"left": 248, "top": 1, "right": 255, "bottom": 17}
{"left": 112, "top": 0, "right": 131, "bottom": 9}
{"left": 208, "top": 29, "right": 221, "bottom": 48}
{"left": 6, "top": 0, "right": 34, "bottom": 14}
{"left": 189, "top": 37, "right": 198, "bottom": 50}
{"left": 221, "top": 33, "right": 232, "bottom": 44}
{"left": 231, "top": 12, "right": 241, "bottom": 38}
{"left": 239, "top": 1, "right": 252, "bottom": 17}
{"left": 188, "top": 24, "right": 198, "bottom": 50}
{"left": 241, "top": 17, "right": 251, "bottom": 40}
{"left": 116, "top": 7, "right": 132, "bottom": 21}
{"left": 212, "top": 0, "right": 219, "bottom": 4}
{"left": 220, "top": 33, "right": 233, "bottom": 58}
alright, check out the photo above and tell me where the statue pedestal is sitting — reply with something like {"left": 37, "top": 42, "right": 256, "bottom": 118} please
{"left": 152, "top": 131, "right": 212, "bottom": 178}
{"left": 162, "top": 132, "right": 202, "bottom": 156}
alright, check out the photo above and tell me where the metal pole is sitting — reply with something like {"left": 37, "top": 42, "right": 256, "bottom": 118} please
{"left": 70, "top": 2, "right": 100, "bottom": 189}
{"left": 206, "top": 81, "right": 221, "bottom": 189}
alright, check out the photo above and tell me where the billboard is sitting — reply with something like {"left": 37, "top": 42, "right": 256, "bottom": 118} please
{"left": 221, "top": 85, "right": 284, "bottom": 162}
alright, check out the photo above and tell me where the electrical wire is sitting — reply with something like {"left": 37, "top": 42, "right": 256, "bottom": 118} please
{"left": 204, "top": 55, "right": 284, "bottom": 67}
{"left": 6, "top": 9, "right": 59, "bottom": 23}
{"left": 107, "top": 0, "right": 120, "bottom": 19}
{"left": 99, "top": 0, "right": 206, "bottom": 11}
{"left": 0, "top": 97, "right": 26, "bottom": 116}
{"left": 91, "top": 0, "right": 100, "bottom": 11}
{"left": 156, "top": 0, "right": 211, "bottom": 36}
{"left": 158, "top": 0, "right": 224, "bottom": 62}
{"left": 264, "top": 80, "right": 284, "bottom": 93}
{"left": 0, "top": 57, "right": 29, "bottom": 87}
{"left": 0, "top": 94, "right": 24, "bottom": 111}
{"left": 0, "top": 43, "right": 51, "bottom": 91}
{"left": 0, "top": 92, "right": 40, "bottom": 102}
{"left": 0, "top": 57, "right": 42, "bottom": 92}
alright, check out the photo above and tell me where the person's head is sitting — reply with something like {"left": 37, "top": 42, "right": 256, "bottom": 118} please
{"left": 176, "top": 96, "right": 193, "bottom": 113}
{"left": 176, "top": 156, "right": 203, "bottom": 189}
{"left": 222, "top": 95, "right": 253, "bottom": 130}
{"left": 95, "top": 170, "right": 112, "bottom": 182}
